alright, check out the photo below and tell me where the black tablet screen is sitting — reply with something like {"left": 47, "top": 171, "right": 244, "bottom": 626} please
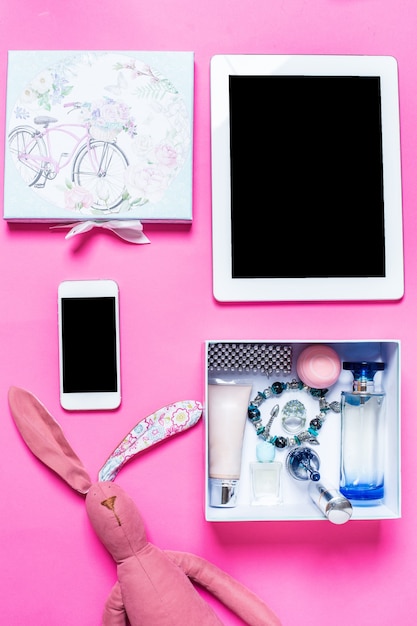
{"left": 229, "top": 75, "right": 385, "bottom": 279}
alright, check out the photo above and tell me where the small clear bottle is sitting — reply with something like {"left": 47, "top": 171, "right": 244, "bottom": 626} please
{"left": 340, "top": 361, "right": 385, "bottom": 504}
{"left": 250, "top": 441, "right": 282, "bottom": 505}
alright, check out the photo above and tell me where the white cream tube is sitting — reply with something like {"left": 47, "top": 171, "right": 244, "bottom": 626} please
{"left": 208, "top": 383, "right": 252, "bottom": 507}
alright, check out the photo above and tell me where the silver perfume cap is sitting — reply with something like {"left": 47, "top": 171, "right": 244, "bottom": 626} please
{"left": 308, "top": 481, "right": 353, "bottom": 524}
{"left": 326, "top": 496, "right": 353, "bottom": 525}
{"left": 209, "top": 478, "right": 239, "bottom": 507}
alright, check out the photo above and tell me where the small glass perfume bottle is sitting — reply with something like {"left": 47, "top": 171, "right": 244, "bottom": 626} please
{"left": 250, "top": 441, "right": 282, "bottom": 505}
{"left": 340, "top": 361, "right": 385, "bottom": 504}
{"left": 286, "top": 447, "right": 321, "bottom": 482}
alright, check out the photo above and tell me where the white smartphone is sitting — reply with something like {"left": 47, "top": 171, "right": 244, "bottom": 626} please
{"left": 58, "top": 279, "right": 121, "bottom": 411}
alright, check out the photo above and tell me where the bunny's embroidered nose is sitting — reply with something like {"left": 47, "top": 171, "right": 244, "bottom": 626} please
{"left": 101, "top": 495, "right": 122, "bottom": 526}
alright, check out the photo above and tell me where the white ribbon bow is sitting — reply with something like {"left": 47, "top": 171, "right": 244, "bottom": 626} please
{"left": 51, "top": 220, "right": 150, "bottom": 244}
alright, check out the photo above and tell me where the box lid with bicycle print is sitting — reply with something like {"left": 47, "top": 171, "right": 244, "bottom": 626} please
{"left": 4, "top": 51, "right": 194, "bottom": 223}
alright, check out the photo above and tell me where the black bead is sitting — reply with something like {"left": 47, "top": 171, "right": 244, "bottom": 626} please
{"left": 248, "top": 407, "right": 261, "bottom": 420}
{"left": 309, "top": 387, "right": 328, "bottom": 398}
{"left": 271, "top": 381, "right": 284, "bottom": 395}
{"left": 310, "top": 418, "right": 322, "bottom": 431}
{"left": 274, "top": 436, "right": 287, "bottom": 449}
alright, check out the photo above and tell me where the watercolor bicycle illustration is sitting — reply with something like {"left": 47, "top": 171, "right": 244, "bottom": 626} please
{"left": 9, "top": 100, "right": 131, "bottom": 212}
{"left": 6, "top": 52, "right": 192, "bottom": 218}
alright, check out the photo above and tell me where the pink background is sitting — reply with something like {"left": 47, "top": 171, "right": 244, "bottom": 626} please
{"left": 1, "top": 1, "right": 417, "bottom": 625}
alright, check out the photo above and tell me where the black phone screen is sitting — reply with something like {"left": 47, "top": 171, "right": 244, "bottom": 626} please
{"left": 61, "top": 297, "right": 118, "bottom": 393}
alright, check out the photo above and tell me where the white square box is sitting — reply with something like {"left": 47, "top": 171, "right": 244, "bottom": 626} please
{"left": 204, "top": 340, "right": 401, "bottom": 522}
{"left": 4, "top": 50, "right": 194, "bottom": 223}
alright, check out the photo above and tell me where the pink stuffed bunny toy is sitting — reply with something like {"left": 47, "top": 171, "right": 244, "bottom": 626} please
{"left": 9, "top": 386, "right": 282, "bottom": 626}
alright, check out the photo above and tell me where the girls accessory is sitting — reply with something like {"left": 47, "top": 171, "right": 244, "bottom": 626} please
{"left": 308, "top": 480, "right": 353, "bottom": 525}
{"left": 340, "top": 361, "right": 386, "bottom": 503}
{"left": 207, "top": 342, "right": 292, "bottom": 376}
{"left": 99, "top": 402, "right": 203, "bottom": 482}
{"left": 286, "top": 447, "right": 321, "bottom": 482}
{"left": 8, "top": 386, "right": 282, "bottom": 626}
{"left": 247, "top": 379, "right": 341, "bottom": 450}
{"left": 250, "top": 409, "right": 283, "bottom": 506}
{"left": 286, "top": 446, "right": 353, "bottom": 524}
{"left": 281, "top": 399, "right": 307, "bottom": 434}
{"left": 52, "top": 220, "right": 150, "bottom": 244}
{"left": 296, "top": 344, "right": 341, "bottom": 389}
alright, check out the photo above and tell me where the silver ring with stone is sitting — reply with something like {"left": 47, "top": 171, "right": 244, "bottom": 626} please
{"left": 281, "top": 399, "right": 307, "bottom": 434}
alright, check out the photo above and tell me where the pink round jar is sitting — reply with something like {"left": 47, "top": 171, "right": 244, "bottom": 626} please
{"left": 296, "top": 344, "right": 341, "bottom": 389}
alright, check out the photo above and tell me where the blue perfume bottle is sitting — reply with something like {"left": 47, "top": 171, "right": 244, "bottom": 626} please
{"left": 340, "top": 361, "right": 385, "bottom": 503}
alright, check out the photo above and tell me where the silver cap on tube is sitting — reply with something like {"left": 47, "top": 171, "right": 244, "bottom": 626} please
{"left": 209, "top": 478, "right": 239, "bottom": 507}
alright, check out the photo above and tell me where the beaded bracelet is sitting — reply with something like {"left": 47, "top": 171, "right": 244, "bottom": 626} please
{"left": 247, "top": 379, "right": 341, "bottom": 450}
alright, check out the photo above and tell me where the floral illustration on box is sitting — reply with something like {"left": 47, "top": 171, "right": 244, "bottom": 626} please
{"left": 8, "top": 52, "right": 191, "bottom": 215}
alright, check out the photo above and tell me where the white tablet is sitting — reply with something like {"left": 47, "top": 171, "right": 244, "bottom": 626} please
{"left": 211, "top": 54, "right": 404, "bottom": 302}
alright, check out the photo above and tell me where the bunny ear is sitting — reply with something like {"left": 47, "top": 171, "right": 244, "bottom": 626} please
{"left": 98, "top": 400, "right": 202, "bottom": 482}
{"left": 8, "top": 387, "right": 92, "bottom": 494}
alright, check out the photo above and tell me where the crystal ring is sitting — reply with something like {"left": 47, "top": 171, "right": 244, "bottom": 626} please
{"left": 247, "top": 379, "right": 340, "bottom": 451}
{"left": 281, "top": 399, "right": 307, "bottom": 434}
